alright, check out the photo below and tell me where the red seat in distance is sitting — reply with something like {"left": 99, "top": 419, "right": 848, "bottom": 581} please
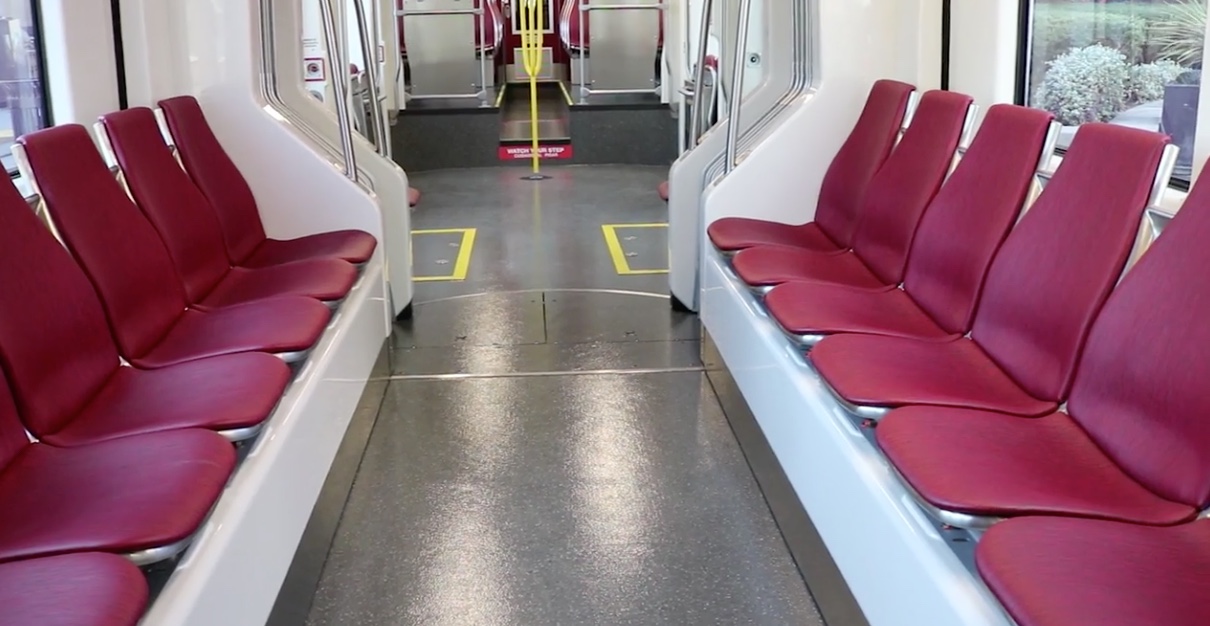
{"left": 658, "top": 180, "right": 669, "bottom": 201}
{"left": 409, "top": 186, "right": 421, "bottom": 207}
{"left": 157, "top": 95, "right": 377, "bottom": 269}
{"left": 977, "top": 517, "right": 1210, "bottom": 626}
{"left": 13, "top": 127, "right": 329, "bottom": 369}
{"left": 876, "top": 160, "right": 1210, "bottom": 527}
{"left": 0, "top": 553, "right": 148, "bottom": 625}
{"left": 810, "top": 123, "right": 1171, "bottom": 417}
{"left": 764, "top": 105, "right": 1055, "bottom": 345}
{"left": 92, "top": 110, "right": 355, "bottom": 308}
{"left": 0, "top": 371, "right": 235, "bottom": 563}
{"left": 0, "top": 176, "right": 289, "bottom": 444}
{"left": 731, "top": 89, "right": 973, "bottom": 289}
{"left": 706, "top": 79, "right": 914, "bottom": 253}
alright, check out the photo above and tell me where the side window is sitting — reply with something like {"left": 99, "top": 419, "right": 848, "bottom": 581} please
{"left": 0, "top": 0, "right": 48, "bottom": 173}
{"left": 1023, "top": 0, "right": 1206, "bottom": 183}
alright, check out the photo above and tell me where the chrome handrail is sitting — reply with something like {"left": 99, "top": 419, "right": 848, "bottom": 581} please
{"left": 688, "top": 0, "right": 714, "bottom": 144}
{"left": 352, "top": 0, "right": 390, "bottom": 157}
{"left": 724, "top": 0, "right": 753, "bottom": 173}
{"left": 319, "top": 0, "right": 359, "bottom": 180}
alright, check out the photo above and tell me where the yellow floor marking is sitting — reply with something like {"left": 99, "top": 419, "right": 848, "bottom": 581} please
{"left": 601, "top": 223, "right": 669, "bottom": 275}
{"left": 411, "top": 228, "right": 477, "bottom": 281}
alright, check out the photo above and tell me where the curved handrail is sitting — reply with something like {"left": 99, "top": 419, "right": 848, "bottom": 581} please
{"left": 723, "top": 0, "right": 754, "bottom": 173}
{"left": 318, "top": 0, "right": 358, "bottom": 180}
{"left": 688, "top": 0, "right": 714, "bottom": 144}
{"left": 351, "top": 0, "right": 389, "bottom": 157}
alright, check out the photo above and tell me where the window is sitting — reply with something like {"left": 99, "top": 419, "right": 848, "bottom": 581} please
{"left": 0, "top": 0, "right": 48, "bottom": 173}
{"left": 1023, "top": 0, "right": 1206, "bottom": 182}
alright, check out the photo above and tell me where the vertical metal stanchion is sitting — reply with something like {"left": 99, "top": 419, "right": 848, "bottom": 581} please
{"left": 319, "top": 0, "right": 359, "bottom": 180}
{"left": 519, "top": 0, "right": 550, "bottom": 180}
{"left": 724, "top": 0, "right": 752, "bottom": 174}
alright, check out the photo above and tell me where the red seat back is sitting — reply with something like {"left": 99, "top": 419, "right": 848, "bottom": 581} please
{"left": 971, "top": 123, "right": 1170, "bottom": 402}
{"left": 101, "top": 107, "right": 235, "bottom": 304}
{"left": 158, "top": 96, "right": 268, "bottom": 264}
{"left": 18, "top": 125, "right": 189, "bottom": 363}
{"left": 849, "top": 89, "right": 973, "bottom": 284}
{"left": 812, "top": 79, "right": 915, "bottom": 249}
{"left": 902, "top": 104, "right": 1055, "bottom": 333}
{"left": 1067, "top": 173, "right": 1210, "bottom": 509}
{"left": 0, "top": 170, "right": 121, "bottom": 439}
{"left": 0, "top": 374, "right": 25, "bottom": 471}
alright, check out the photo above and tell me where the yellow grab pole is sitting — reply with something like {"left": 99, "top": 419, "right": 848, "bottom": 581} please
{"left": 519, "top": 0, "right": 546, "bottom": 178}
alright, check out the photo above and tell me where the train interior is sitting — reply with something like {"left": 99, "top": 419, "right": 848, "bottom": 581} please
{"left": 2, "top": 0, "right": 1210, "bottom": 625}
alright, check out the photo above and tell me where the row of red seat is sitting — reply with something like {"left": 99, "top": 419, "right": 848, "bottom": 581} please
{"left": 709, "top": 79, "right": 1210, "bottom": 625}
{"left": 0, "top": 96, "right": 379, "bottom": 625}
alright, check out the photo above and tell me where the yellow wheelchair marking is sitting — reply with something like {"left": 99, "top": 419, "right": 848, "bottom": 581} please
{"left": 601, "top": 223, "right": 669, "bottom": 275}
{"left": 411, "top": 228, "right": 477, "bottom": 282}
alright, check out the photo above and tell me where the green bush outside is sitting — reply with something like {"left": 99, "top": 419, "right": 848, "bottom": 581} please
{"left": 1029, "top": 1, "right": 1204, "bottom": 124}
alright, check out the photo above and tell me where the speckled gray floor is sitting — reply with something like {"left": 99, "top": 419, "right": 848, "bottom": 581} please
{"left": 304, "top": 166, "right": 821, "bottom": 625}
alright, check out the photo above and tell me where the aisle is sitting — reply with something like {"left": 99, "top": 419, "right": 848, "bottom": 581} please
{"left": 302, "top": 166, "right": 822, "bottom": 625}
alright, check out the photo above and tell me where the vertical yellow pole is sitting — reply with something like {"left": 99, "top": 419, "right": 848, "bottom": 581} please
{"left": 520, "top": 0, "right": 545, "bottom": 177}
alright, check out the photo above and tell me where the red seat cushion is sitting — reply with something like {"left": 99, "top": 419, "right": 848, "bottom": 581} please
{"left": 45, "top": 353, "right": 289, "bottom": 446}
{"left": 877, "top": 406, "right": 1193, "bottom": 524}
{"left": 707, "top": 219, "right": 841, "bottom": 253}
{"left": 657, "top": 180, "right": 669, "bottom": 202}
{"left": 731, "top": 247, "right": 887, "bottom": 289}
{"left": 0, "top": 428, "right": 235, "bottom": 561}
{"left": 196, "top": 256, "right": 355, "bottom": 309}
{"left": 196, "top": 258, "right": 356, "bottom": 309}
{"left": 131, "top": 296, "right": 331, "bottom": 368}
{"left": 242, "top": 230, "right": 377, "bottom": 268}
{"left": 0, "top": 553, "right": 148, "bottom": 626}
{"left": 765, "top": 282, "right": 955, "bottom": 341}
{"left": 810, "top": 334, "right": 1055, "bottom": 416}
{"left": 705, "top": 80, "right": 915, "bottom": 252}
{"left": 408, "top": 186, "right": 421, "bottom": 207}
{"left": 977, "top": 517, "right": 1210, "bottom": 626}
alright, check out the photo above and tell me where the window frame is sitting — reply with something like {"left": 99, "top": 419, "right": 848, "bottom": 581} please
{"left": 5, "top": 0, "right": 53, "bottom": 177}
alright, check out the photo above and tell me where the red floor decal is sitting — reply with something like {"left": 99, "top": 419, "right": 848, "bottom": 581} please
{"left": 498, "top": 144, "right": 574, "bottom": 160}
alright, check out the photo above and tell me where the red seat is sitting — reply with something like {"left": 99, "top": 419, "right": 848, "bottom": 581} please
{"left": 977, "top": 518, "right": 1210, "bottom": 626}
{"left": 0, "top": 371, "right": 236, "bottom": 562}
{"left": 877, "top": 152, "right": 1210, "bottom": 526}
{"left": 0, "top": 553, "right": 148, "bottom": 626}
{"left": 732, "top": 89, "right": 973, "bottom": 288}
{"left": 157, "top": 96, "right": 377, "bottom": 268}
{"left": 409, "top": 186, "right": 421, "bottom": 207}
{"left": 94, "top": 109, "right": 356, "bottom": 308}
{"left": 811, "top": 123, "right": 1170, "bottom": 416}
{"left": 13, "top": 125, "right": 328, "bottom": 368}
{"left": 707, "top": 79, "right": 914, "bottom": 253}
{"left": 0, "top": 175, "right": 289, "bottom": 444}
{"left": 765, "top": 105, "right": 1055, "bottom": 342}
{"left": 657, "top": 180, "right": 668, "bottom": 201}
